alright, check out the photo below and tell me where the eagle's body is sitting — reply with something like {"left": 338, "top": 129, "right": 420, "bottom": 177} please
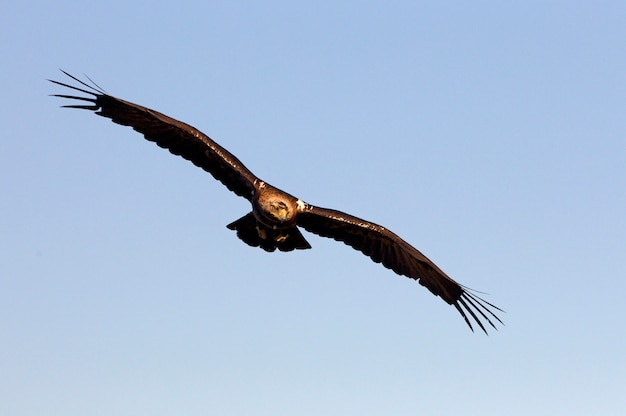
{"left": 50, "top": 71, "right": 502, "bottom": 333}
{"left": 230, "top": 180, "right": 312, "bottom": 252}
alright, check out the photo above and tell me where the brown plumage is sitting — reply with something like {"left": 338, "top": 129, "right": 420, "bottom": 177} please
{"left": 50, "top": 70, "right": 503, "bottom": 333}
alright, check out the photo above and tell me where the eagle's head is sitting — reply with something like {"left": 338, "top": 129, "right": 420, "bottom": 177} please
{"left": 252, "top": 182, "right": 298, "bottom": 227}
{"left": 253, "top": 196, "right": 295, "bottom": 226}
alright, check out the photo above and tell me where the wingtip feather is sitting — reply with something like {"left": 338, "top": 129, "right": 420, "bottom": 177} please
{"left": 455, "top": 289, "right": 505, "bottom": 335}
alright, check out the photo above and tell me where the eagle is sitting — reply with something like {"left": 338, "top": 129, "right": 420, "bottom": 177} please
{"left": 50, "top": 70, "right": 502, "bottom": 333}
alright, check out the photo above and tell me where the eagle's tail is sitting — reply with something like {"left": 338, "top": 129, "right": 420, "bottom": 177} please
{"left": 227, "top": 213, "right": 312, "bottom": 252}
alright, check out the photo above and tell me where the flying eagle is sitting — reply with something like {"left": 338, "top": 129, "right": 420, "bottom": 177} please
{"left": 50, "top": 70, "right": 502, "bottom": 333}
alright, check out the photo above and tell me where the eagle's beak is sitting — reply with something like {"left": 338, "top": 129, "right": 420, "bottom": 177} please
{"left": 276, "top": 207, "right": 288, "bottom": 222}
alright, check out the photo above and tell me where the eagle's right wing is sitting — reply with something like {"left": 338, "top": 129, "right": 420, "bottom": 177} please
{"left": 49, "top": 71, "right": 259, "bottom": 200}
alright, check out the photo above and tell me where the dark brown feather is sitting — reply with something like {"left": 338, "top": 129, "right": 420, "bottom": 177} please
{"left": 297, "top": 205, "right": 503, "bottom": 333}
{"left": 226, "top": 212, "right": 312, "bottom": 252}
{"left": 49, "top": 71, "right": 258, "bottom": 200}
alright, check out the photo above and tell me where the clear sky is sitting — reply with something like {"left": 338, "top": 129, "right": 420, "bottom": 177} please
{"left": 2, "top": 1, "right": 625, "bottom": 415}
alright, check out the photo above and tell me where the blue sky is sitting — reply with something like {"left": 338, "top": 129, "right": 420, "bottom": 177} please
{"left": 2, "top": 1, "right": 625, "bottom": 415}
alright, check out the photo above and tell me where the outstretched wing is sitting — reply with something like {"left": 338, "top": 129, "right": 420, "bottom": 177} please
{"left": 49, "top": 71, "right": 258, "bottom": 200}
{"left": 297, "top": 204, "right": 503, "bottom": 333}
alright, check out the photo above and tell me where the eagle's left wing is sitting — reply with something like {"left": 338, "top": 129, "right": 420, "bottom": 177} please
{"left": 297, "top": 204, "right": 502, "bottom": 333}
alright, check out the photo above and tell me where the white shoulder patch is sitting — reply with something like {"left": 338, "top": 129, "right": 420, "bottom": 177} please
{"left": 296, "top": 199, "right": 306, "bottom": 211}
